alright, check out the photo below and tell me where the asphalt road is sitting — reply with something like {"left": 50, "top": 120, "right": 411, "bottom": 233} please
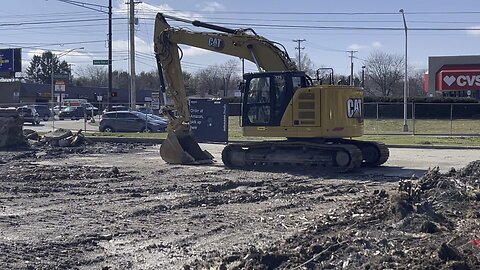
{"left": 23, "top": 118, "right": 100, "bottom": 133}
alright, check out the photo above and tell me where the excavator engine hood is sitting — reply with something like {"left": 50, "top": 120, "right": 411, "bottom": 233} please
{"left": 160, "top": 128, "right": 214, "bottom": 165}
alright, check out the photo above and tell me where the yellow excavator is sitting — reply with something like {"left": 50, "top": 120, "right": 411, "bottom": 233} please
{"left": 154, "top": 13, "right": 389, "bottom": 172}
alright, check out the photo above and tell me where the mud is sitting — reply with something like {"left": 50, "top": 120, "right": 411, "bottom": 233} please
{"left": 0, "top": 143, "right": 478, "bottom": 269}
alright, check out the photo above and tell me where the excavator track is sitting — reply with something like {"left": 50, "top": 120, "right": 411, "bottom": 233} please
{"left": 222, "top": 141, "right": 363, "bottom": 172}
{"left": 332, "top": 139, "right": 389, "bottom": 167}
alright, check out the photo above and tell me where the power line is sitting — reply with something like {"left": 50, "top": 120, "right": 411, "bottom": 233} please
{"left": 137, "top": 10, "right": 480, "bottom": 15}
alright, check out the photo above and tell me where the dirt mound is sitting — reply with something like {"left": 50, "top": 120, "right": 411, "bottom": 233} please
{"left": 187, "top": 161, "right": 480, "bottom": 269}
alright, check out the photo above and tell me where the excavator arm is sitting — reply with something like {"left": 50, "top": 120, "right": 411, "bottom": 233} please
{"left": 154, "top": 13, "right": 295, "bottom": 165}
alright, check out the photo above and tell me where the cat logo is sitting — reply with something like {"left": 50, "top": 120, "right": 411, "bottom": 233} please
{"left": 208, "top": 37, "right": 224, "bottom": 50}
{"left": 347, "top": 98, "right": 362, "bottom": 118}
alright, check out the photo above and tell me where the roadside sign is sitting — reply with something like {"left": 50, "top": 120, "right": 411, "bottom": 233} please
{"left": 97, "top": 95, "right": 103, "bottom": 101}
{"left": 54, "top": 81, "right": 66, "bottom": 92}
{"left": 151, "top": 98, "right": 160, "bottom": 109}
{"left": 93, "top": 60, "right": 109, "bottom": 65}
{"left": 189, "top": 98, "right": 228, "bottom": 143}
{"left": 54, "top": 73, "right": 69, "bottom": 80}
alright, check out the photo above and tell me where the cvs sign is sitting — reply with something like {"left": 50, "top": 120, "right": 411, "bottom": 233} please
{"left": 439, "top": 71, "right": 480, "bottom": 90}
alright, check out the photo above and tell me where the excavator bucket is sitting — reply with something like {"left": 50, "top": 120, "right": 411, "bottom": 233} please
{"left": 160, "top": 129, "right": 214, "bottom": 164}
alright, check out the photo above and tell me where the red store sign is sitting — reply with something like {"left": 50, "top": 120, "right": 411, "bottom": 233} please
{"left": 437, "top": 65, "right": 480, "bottom": 91}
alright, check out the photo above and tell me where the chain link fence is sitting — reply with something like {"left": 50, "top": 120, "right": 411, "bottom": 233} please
{"left": 0, "top": 101, "right": 164, "bottom": 133}
{"left": 364, "top": 102, "right": 480, "bottom": 136}
{"left": 4, "top": 101, "right": 480, "bottom": 136}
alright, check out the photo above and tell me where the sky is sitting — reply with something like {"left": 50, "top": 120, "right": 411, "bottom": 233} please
{"left": 2, "top": 0, "right": 480, "bottom": 79}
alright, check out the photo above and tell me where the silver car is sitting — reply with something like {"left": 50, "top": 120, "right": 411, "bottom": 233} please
{"left": 99, "top": 111, "right": 166, "bottom": 133}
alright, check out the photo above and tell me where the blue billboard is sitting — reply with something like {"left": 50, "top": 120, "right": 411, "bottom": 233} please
{"left": 0, "top": 48, "right": 21, "bottom": 77}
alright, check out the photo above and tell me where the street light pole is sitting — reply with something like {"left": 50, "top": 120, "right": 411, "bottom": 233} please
{"left": 361, "top": 65, "right": 366, "bottom": 88}
{"left": 400, "top": 9, "right": 409, "bottom": 132}
{"left": 50, "top": 47, "right": 84, "bottom": 130}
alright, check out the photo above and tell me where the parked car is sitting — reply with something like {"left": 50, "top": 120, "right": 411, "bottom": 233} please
{"left": 58, "top": 106, "right": 91, "bottom": 120}
{"left": 102, "top": 105, "right": 129, "bottom": 114}
{"left": 147, "top": 114, "right": 168, "bottom": 122}
{"left": 84, "top": 103, "right": 99, "bottom": 116}
{"left": 136, "top": 106, "right": 154, "bottom": 115}
{"left": 28, "top": 104, "right": 52, "bottom": 121}
{"left": 99, "top": 111, "right": 166, "bottom": 133}
{"left": 16, "top": 106, "right": 40, "bottom": 125}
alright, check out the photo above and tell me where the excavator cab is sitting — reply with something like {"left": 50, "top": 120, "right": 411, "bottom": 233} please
{"left": 242, "top": 71, "right": 311, "bottom": 127}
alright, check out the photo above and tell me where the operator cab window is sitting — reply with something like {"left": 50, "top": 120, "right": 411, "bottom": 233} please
{"left": 247, "top": 77, "right": 270, "bottom": 104}
{"left": 246, "top": 77, "right": 271, "bottom": 124}
{"left": 292, "top": 76, "right": 304, "bottom": 92}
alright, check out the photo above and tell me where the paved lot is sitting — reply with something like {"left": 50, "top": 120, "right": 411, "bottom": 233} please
{"left": 24, "top": 118, "right": 100, "bottom": 133}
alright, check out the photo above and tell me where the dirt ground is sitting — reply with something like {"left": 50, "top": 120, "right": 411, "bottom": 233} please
{"left": 0, "top": 142, "right": 479, "bottom": 269}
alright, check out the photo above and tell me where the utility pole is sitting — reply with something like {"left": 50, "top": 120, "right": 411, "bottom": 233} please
{"left": 347, "top": 50, "right": 358, "bottom": 86}
{"left": 129, "top": 1, "right": 138, "bottom": 110}
{"left": 400, "top": 9, "right": 409, "bottom": 132}
{"left": 108, "top": 0, "right": 112, "bottom": 110}
{"left": 293, "top": 39, "right": 306, "bottom": 70}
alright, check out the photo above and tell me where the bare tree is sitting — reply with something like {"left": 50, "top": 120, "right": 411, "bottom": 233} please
{"left": 73, "top": 66, "right": 108, "bottom": 87}
{"left": 136, "top": 71, "right": 160, "bottom": 90}
{"left": 196, "top": 66, "right": 221, "bottom": 97}
{"left": 195, "top": 59, "right": 242, "bottom": 97}
{"left": 409, "top": 69, "right": 427, "bottom": 97}
{"left": 363, "top": 51, "right": 404, "bottom": 96}
{"left": 293, "top": 52, "right": 316, "bottom": 78}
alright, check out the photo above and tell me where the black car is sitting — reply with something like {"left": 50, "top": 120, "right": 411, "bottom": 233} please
{"left": 58, "top": 106, "right": 91, "bottom": 120}
{"left": 16, "top": 107, "right": 41, "bottom": 125}
{"left": 28, "top": 104, "right": 52, "bottom": 121}
{"left": 99, "top": 111, "right": 166, "bottom": 133}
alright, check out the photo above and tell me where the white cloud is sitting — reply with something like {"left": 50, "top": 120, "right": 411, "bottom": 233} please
{"left": 26, "top": 49, "right": 91, "bottom": 65}
{"left": 112, "top": 36, "right": 152, "bottom": 55}
{"left": 348, "top": 41, "right": 383, "bottom": 51}
{"left": 114, "top": 1, "right": 203, "bottom": 21}
{"left": 466, "top": 25, "right": 480, "bottom": 36}
{"left": 371, "top": 41, "right": 383, "bottom": 48}
{"left": 197, "top": 2, "right": 225, "bottom": 12}
{"left": 348, "top": 44, "right": 367, "bottom": 50}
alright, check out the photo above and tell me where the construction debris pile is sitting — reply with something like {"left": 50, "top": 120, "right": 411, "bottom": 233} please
{"left": 189, "top": 162, "right": 480, "bottom": 270}
{"left": 0, "top": 108, "right": 27, "bottom": 148}
{"left": 24, "top": 128, "right": 92, "bottom": 148}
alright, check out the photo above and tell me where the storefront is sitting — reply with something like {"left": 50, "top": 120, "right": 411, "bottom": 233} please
{"left": 427, "top": 55, "right": 480, "bottom": 99}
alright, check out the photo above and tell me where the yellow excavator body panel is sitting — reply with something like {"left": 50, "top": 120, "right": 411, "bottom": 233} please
{"left": 242, "top": 85, "right": 364, "bottom": 138}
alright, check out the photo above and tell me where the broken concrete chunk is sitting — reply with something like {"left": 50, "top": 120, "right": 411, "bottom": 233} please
{"left": 24, "top": 129, "right": 40, "bottom": 141}
{"left": 43, "top": 128, "right": 73, "bottom": 142}
{"left": 58, "top": 136, "right": 73, "bottom": 147}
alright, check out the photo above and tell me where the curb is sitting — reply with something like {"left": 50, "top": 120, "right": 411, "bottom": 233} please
{"left": 85, "top": 136, "right": 480, "bottom": 150}
{"left": 87, "top": 137, "right": 164, "bottom": 144}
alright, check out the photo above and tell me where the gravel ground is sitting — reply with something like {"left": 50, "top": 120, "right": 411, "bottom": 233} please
{"left": 0, "top": 142, "right": 478, "bottom": 270}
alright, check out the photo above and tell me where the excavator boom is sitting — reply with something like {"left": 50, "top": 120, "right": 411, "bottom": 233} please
{"left": 154, "top": 13, "right": 295, "bottom": 165}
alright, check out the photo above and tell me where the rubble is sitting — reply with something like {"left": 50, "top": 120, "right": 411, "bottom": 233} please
{"left": 39, "top": 128, "right": 92, "bottom": 147}
{"left": 187, "top": 161, "right": 480, "bottom": 269}
{"left": 0, "top": 108, "right": 28, "bottom": 148}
